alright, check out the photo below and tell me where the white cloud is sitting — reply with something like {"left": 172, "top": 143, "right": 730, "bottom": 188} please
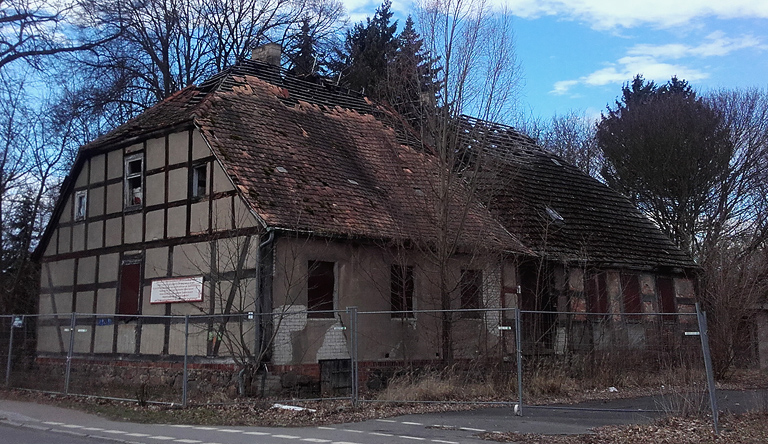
{"left": 502, "top": 0, "right": 768, "bottom": 30}
{"left": 550, "top": 31, "right": 761, "bottom": 95}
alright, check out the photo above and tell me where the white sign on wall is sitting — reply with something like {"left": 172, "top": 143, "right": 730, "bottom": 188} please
{"left": 150, "top": 276, "right": 204, "bottom": 304}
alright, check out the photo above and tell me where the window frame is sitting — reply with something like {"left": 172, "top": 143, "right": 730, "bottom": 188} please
{"left": 656, "top": 276, "right": 677, "bottom": 315}
{"left": 585, "top": 272, "right": 609, "bottom": 318}
{"left": 192, "top": 163, "right": 208, "bottom": 199}
{"left": 390, "top": 264, "right": 415, "bottom": 319}
{"left": 307, "top": 260, "right": 335, "bottom": 318}
{"left": 124, "top": 153, "right": 144, "bottom": 209}
{"left": 459, "top": 269, "right": 483, "bottom": 318}
{"left": 74, "top": 190, "right": 87, "bottom": 221}
{"left": 621, "top": 274, "right": 643, "bottom": 320}
{"left": 117, "top": 260, "right": 142, "bottom": 316}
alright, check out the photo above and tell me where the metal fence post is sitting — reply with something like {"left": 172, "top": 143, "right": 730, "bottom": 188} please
{"left": 696, "top": 303, "right": 719, "bottom": 435}
{"left": 183, "top": 315, "right": 190, "bottom": 408}
{"left": 515, "top": 308, "right": 523, "bottom": 416}
{"left": 347, "top": 307, "right": 359, "bottom": 406}
{"left": 5, "top": 316, "right": 14, "bottom": 387}
{"left": 64, "top": 312, "right": 76, "bottom": 394}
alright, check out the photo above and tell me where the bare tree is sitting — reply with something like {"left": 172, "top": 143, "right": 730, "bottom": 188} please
{"left": 411, "top": 0, "right": 520, "bottom": 363}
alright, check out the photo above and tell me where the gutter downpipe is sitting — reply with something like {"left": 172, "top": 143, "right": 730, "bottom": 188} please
{"left": 254, "top": 229, "right": 275, "bottom": 362}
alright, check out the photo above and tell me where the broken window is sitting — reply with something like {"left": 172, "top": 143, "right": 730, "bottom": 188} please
{"left": 308, "top": 260, "right": 335, "bottom": 318}
{"left": 585, "top": 272, "right": 608, "bottom": 317}
{"left": 390, "top": 265, "right": 414, "bottom": 318}
{"left": 656, "top": 276, "right": 677, "bottom": 314}
{"left": 621, "top": 274, "right": 642, "bottom": 318}
{"left": 74, "top": 190, "right": 87, "bottom": 221}
{"left": 124, "top": 153, "right": 144, "bottom": 208}
{"left": 460, "top": 269, "right": 482, "bottom": 318}
{"left": 192, "top": 163, "right": 207, "bottom": 198}
{"left": 118, "top": 262, "right": 142, "bottom": 315}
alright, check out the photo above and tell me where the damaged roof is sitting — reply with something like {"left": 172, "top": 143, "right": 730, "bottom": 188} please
{"left": 459, "top": 117, "right": 696, "bottom": 270}
{"left": 80, "top": 60, "right": 523, "bottom": 252}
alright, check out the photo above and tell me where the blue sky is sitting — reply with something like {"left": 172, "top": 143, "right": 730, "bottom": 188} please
{"left": 342, "top": 0, "right": 768, "bottom": 122}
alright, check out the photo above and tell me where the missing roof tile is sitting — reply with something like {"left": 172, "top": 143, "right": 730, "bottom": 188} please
{"left": 545, "top": 206, "right": 564, "bottom": 223}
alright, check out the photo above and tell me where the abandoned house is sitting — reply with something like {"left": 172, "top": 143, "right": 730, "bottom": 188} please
{"left": 34, "top": 45, "right": 706, "bottom": 393}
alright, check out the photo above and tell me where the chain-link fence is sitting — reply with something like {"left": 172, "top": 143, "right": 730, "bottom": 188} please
{"left": 2, "top": 306, "right": 718, "bottom": 429}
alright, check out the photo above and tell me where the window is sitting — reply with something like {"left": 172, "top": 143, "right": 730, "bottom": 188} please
{"left": 74, "top": 190, "right": 87, "bottom": 221}
{"left": 118, "top": 262, "right": 142, "bottom": 315}
{"left": 124, "top": 153, "right": 144, "bottom": 208}
{"left": 192, "top": 164, "right": 207, "bottom": 198}
{"left": 621, "top": 274, "right": 642, "bottom": 318}
{"left": 657, "top": 277, "right": 677, "bottom": 314}
{"left": 460, "top": 269, "right": 482, "bottom": 318}
{"left": 585, "top": 272, "right": 608, "bottom": 316}
{"left": 391, "top": 265, "right": 414, "bottom": 318}
{"left": 307, "top": 261, "right": 335, "bottom": 318}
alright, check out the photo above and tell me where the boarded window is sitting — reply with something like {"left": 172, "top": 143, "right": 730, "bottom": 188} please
{"left": 308, "top": 261, "right": 334, "bottom": 317}
{"left": 74, "top": 190, "right": 87, "bottom": 221}
{"left": 657, "top": 277, "right": 677, "bottom": 314}
{"left": 192, "top": 164, "right": 207, "bottom": 198}
{"left": 585, "top": 273, "right": 608, "bottom": 316}
{"left": 118, "top": 262, "right": 141, "bottom": 315}
{"left": 621, "top": 274, "right": 642, "bottom": 318}
{"left": 390, "top": 265, "right": 414, "bottom": 318}
{"left": 124, "top": 154, "right": 144, "bottom": 208}
{"left": 460, "top": 269, "right": 482, "bottom": 317}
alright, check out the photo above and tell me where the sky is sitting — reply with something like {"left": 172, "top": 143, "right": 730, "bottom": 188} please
{"left": 342, "top": 0, "right": 768, "bottom": 122}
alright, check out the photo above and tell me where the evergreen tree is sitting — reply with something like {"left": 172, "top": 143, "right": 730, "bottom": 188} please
{"left": 597, "top": 75, "right": 733, "bottom": 253}
{"left": 386, "top": 16, "right": 441, "bottom": 126}
{"left": 332, "top": 1, "right": 398, "bottom": 98}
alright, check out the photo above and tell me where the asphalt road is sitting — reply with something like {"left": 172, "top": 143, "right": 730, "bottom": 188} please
{"left": 0, "top": 390, "right": 765, "bottom": 444}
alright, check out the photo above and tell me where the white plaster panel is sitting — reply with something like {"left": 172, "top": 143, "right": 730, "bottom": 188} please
{"left": 146, "top": 136, "right": 166, "bottom": 170}
{"left": 58, "top": 226, "right": 71, "bottom": 253}
{"left": 168, "top": 168, "right": 188, "bottom": 202}
{"left": 234, "top": 196, "right": 257, "bottom": 228}
{"left": 76, "top": 291, "right": 95, "bottom": 313}
{"left": 88, "top": 187, "right": 104, "bottom": 218}
{"left": 37, "top": 326, "right": 63, "bottom": 353}
{"left": 44, "top": 232, "right": 57, "bottom": 257}
{"left": 142, "top": 284, "right": 165, "bottom": 315}
{"left": 104, "top": 217, "right": 122, "bottom": 247}
{"left": 125, "top": 142, "right": 142, "bottom": 154}
{"left": 169, "top": 324, "right": 207, "bottom": 357}
{"left": 168, "top": 131, "right": 188, "bottom": 165}
{"left": 93, "top": 323, "right": 115, "bottom": 353}
{"left": 190, "top": 200, "right": 209, "bottom": 234}
{"left": 212, "top": 162, "right": 232, "bottom": 193}
{"left": 74, "top": 162, "right": 89, "bottom": 188}
{"left": 141, "top": 324, "right": 164, "bottom": 354}
{"left": 45, "top": 260, "right": 75, "bottom": 287}
{"left": 212, "top": 197, "right": 233, "bottom": 231}
{"left": 145, "top": 173, "right": 165, "bottom": 206}
{"left": 192, "top": 130, "right": 210, "bottom": 160}
{"left": 61, "top": 198, "right": 72, "bottom": 223}
{"left": 107, "top": 149, "right": 123, "bottom": 180}
{"left": 145, "top": 247, "right": 169, "bottom": 279}
{"left": 72, "top": 224, "right": 85, "bottom": 251}
{"left": 216, "top": 236, "right": 258, "bottom": 273}
{"left": 124, "top": 213, "right": 143, "bottom": 244}
{"left": 116, "top": 324, "right": 136, "bottom": 354}
{"left": 173, "top": 242, "right": 210, "bottom": 277}
{"left": 38, "top": 294, "right": 55, "bottom": 315}
{"left": 99, "top": 254, "right": 119, "bottom": 284}
{"left": 77, "top": 256, "right": 97, "bottom": 284}
{"left": 96, "top": 288, "right": 117, "bottom": 315}
{"left": 106, "top": 182, "right": 122, "bottom": 215}
{"left": 87, "top": 220, "right": 104, "bottom": 250}
{"left": 52, "top": 292, "right": 73, "bottom": 313}
{"left": 166, "top": 205, "right": 187, "bottom": 238}
{"left": 145, "top": 209, "right": 164, "bottom": 242}
{"left": 90, "top": 154, "right": 105, "bottom": 184}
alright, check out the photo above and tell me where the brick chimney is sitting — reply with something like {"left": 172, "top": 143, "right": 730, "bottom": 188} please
{"left": 252, "top": 43, "right": 282, "bottom": 66}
